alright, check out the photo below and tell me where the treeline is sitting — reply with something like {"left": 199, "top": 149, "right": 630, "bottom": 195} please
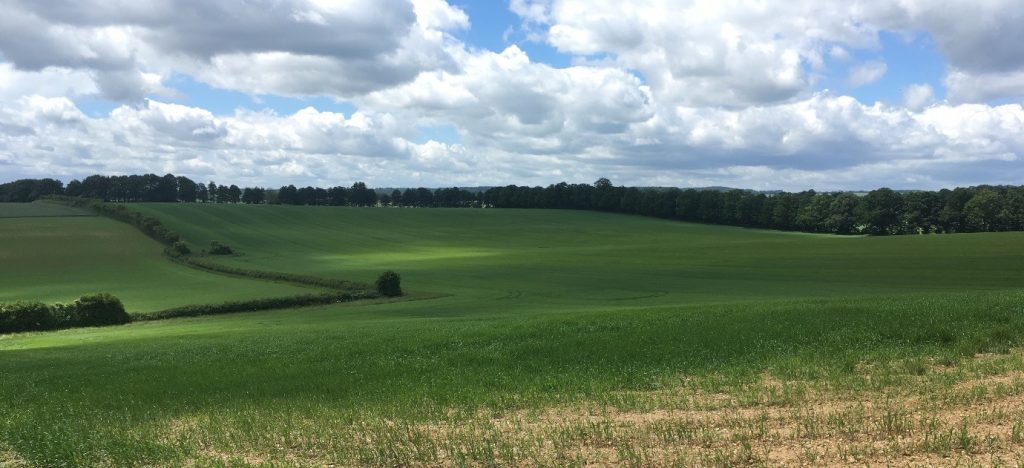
{"left": 12, "top": 173, "right": 1024, "bottom": 234}
{"left": 0, "top": 178, "right": 64, "bottom": 202}
{"left": 4, "top": 173, "right": 483, "bottom": 208}
{"left": 483, "top": 179, "right": 1024, "bottom": 235}
{"left": 64, "top": 174, "right": 247, "bottom": 203}
{"left": 275, "top": 184, "right": 480, "bottom": 207}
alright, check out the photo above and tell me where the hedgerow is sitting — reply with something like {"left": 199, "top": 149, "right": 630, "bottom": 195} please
{"left": 137, "top": 291, "right": 376, "bottom": 321}
{"left": 31, "top": 197, "right": 389, "bottom": 327}
{"left": 0, "top": 294, "right": 130, "bottom": 334}
{"left": 44, "top": 196, "right": 181, "bottom": 245}
{"left": 45, "top": 197, "right": 380, "bottom": 293}
{"left": 175, "top": 256, "right": 372, "bottom": 293}
{"left": 54, "top": 293, "right": 131, "bottom": 327}
{"left": 0, "top": 302, "right": 57, "bottom": 333}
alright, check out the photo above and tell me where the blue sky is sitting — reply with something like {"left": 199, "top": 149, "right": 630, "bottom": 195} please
{"left": 1, "top": 0, "right": 1023, "bottom": 190}
{"left": 818, "top": 31, "right": 948, "bottom": 104}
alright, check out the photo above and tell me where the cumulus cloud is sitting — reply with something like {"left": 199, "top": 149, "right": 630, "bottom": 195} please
{"left": 512, "top": 0, "right": 1024, "bottom": 105}
{"left": 0, "top": 97, "right": 440, "bottom": 185}
{"left": 880, "top": 0, "right": 1024, "bottom": 103}
{"left": 2, "top": 0, "right": 1024, "bottom": 190}
{"left": 0, "top": 64, "right": 98, "bottom": 102}
{"left": 899, "top": 0, "right": 1024, "bottom": 74}
{"left": 508, "top": 0, "right": 894, "bottom": 107}
{"left": 903, "top": 84, "right": 935, "bottom": 111}
{"left": 0, "top": 0, "right": 468, "bottom": 101}
{"left": 364, "top": 45, "right": 655, "bottom": 156}
{"left": 945, "top": 69, "right": 1024, "bottom": 103}
{"left": 3, "top": 89, "right": 1023, "bottom": 190}
{"left": 848, "top": 61, "right": 888, "bottom": 88}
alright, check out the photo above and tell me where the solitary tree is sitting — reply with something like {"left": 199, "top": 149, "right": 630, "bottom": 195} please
{"left": 375, "top": 271, "right": 402, "bottom": 297}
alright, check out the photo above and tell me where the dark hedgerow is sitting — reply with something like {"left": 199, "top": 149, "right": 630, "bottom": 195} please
{"left": 208, "top": 240, "right": 234, "bottom": 255}
{"left": 1, "top": 294, "right": 130, "bottom": 335}
{"left": 0, "top": 302, "right": 58, "bottom": 334}
{"left": 137, "top": 291, "right": 375, "bottom": 321}
{"left": 375, "top": 271, "right": 402, "bottom": 297}
{"left": 55, "top": 293, "right": 131, "bottom": 327}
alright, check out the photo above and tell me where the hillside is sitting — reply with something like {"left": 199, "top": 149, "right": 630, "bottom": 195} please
{"left": 2, "top": 205, "right": 1024, "bottom": 465}
{"left": 0, "top": 203, "right": 315, "bottom": 312}
{"left": 134, "top": 203, "right": 1024, "bottom": 307}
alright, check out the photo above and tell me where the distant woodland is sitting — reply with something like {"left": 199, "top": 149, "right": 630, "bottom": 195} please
{"left": 3, "top": 174, "right": 1023, "bottom": 235}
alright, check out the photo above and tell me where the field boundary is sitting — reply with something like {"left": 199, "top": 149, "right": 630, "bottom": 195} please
{"left": 136, "top": 291, "right": 376, "bottom": 321}
{"left": 169, "top": 255, "right": 369, "bottom": 293}
{"left": 38, "top": 196, "right": 390, "bottom": 323}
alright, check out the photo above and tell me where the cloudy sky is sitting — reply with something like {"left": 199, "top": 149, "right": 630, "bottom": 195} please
{"left": 1, "top": 0, "right": 1023, "bottom": 190}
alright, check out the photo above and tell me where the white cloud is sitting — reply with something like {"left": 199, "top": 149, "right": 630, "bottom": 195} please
{"left": 0, "top": 64, "right": 98, "bottom": 102}
{"left": 2, "top": 89, "right": 1023, "bottom": 191}
{"left": 903, "top": 83, "right": 935, "bottom": 111}
{"left": 0, "top": 0, "right": 468, "bottom": 101}
{"left": 848, "top": 61, "right": 888, "bottom": 88}
{"left": 364, "top": 46, "right": 654, "bottom": 155}
{"left": 898, "top": 0, "right": 1024, "bottom": 74}
{"left": 509, "top": 0, "right": 894, "bottom": 107}
{"left": 512, "top": 0, "right": 1024, "bottom": 105}
{"left": 944, "top": 69, "right": 1024, "bottom": 103}
{"left": 2, "top": 0, "right": 1024, "bottom": 190}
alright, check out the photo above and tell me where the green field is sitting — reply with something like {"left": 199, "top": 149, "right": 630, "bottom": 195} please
{"left": 0, "top": 203, "right": 314, "bottom": 312}
{"left": 134, "top": 204, "right": 1024, "bottom": 306}
{"left": 0, "top": 202, "right": 93, "bottom": 218}
{"left": 3, "top": 204, "right": 1024, "bottom": 465}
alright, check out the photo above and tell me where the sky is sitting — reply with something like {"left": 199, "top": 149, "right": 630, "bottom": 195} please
{"left": 1, "top": 0, "right": 1023, "bottom": 191}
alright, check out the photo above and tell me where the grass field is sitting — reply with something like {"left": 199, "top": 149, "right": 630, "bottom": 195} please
{"left": 3, "top": 204, "right": 1024, "bottom": 465}
{"left": 134, "top": 204, "right": 1024, "bottom": 306}
{"left": 0, "top": 203, "right": 314, "bottom": 312}
{"left": 0, "top": 202, "right": 94, "bottom": 218}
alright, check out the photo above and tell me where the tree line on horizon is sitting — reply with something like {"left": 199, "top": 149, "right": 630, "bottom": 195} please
{"left": 482, "top": 178, "right": 1024, "bottom": 235}
{"left": 0, "top": 173, "right": 480, "bottom": 208}
{"left": 2, "top": 174, "right": 1023, "bottom": 235}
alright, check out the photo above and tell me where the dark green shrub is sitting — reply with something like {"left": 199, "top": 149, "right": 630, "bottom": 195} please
{"left": 208, "top": 240, "right": 234, "bottom": 255}
{"left": 167, "top": 241, "right": 191, "bottom": 257}
{"left": 58, "top": 293, "right": 130, "bottom": 327}
{"left": 375, "top": 271, "right": 402, "bottom": 297}
{"left": 0, "top": 302, "right": 57, "bottom": 334}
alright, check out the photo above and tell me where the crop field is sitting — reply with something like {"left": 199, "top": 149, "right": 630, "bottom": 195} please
{"left": 3, "top": 204, "right": 1024, "bottom": 466}
{"left": 0, "top": 202, "right": 95, "bottom": 218}
{"left": 0, "top": 203, "right": 314, "bottom": 312}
